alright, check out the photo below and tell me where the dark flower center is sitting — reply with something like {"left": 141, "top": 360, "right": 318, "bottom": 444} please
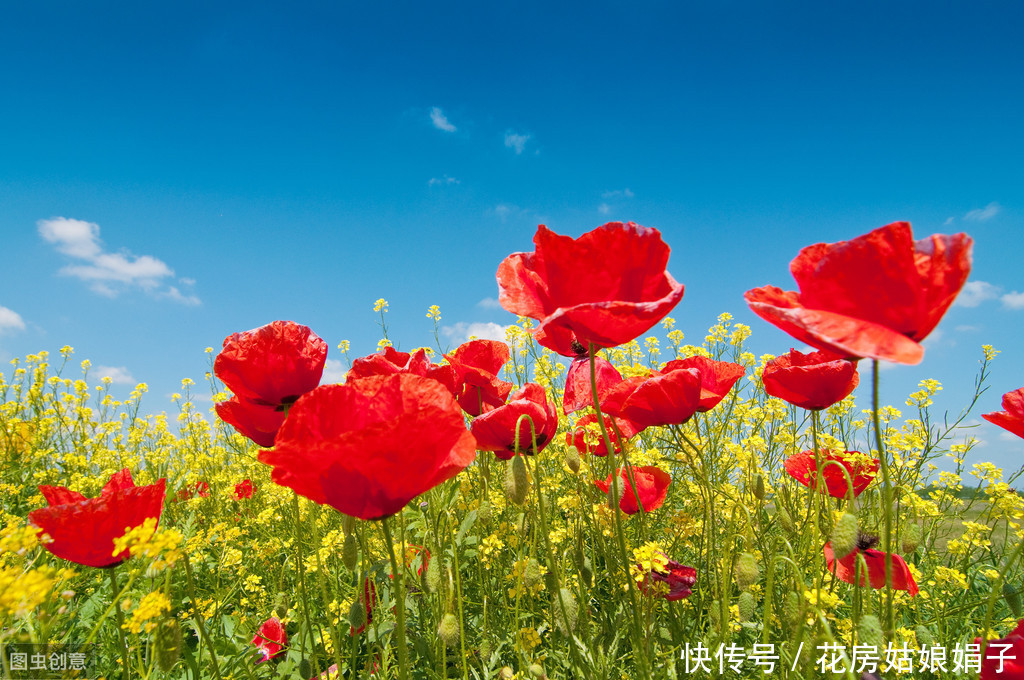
{"left": 856, "top": 532, "right": 879, "bottom": 551}
{"left": 275, "top": 395, "right": 301, "bottom": 412}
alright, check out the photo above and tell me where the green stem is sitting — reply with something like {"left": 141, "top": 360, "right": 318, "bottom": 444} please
{"left": 871, "top": 360, "right": 896, "bottom": 637}
{"left": 381, "top": 516, "right": 409, "bottom": 680}
{"left": 291, "top": 495, "right": 321, "bottom": 677}
{"left": 181, "top": 552, "right": 224, "bottom": 680}
{"left": 109, "top": 566, "right": 132, "bottom": 680}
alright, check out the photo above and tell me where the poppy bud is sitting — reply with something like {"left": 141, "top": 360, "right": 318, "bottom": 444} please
{"left": 915, "top": 625, "right": 934, "bottom": 648}
{"left": 425, "top": 558, "right": 442, "bottom": 593}
{"left": 734, "top": 553, "right": 759, "bottom": 589}
{"left": 437, "top": 612, "right": 460, "bottom": 648}
{"left": 273, "top": 592, "right": 289, "bottom": 620}
{"left": 753, "top": 474, "right": 765, "bottom": 501}
{"left": 782, "top": 591, "right": 800, "bottom": 625}
{"left": 565, "top": 447, "right": 581, "bottom": 474}
{"left": 830, "top": 513, "right": 859, "bottom": 560}
{"left": 342, "top": 533, "right": 358, "bottom": 571}
{"left": 709, "top": 599, "right": 722, "bottom": 630}
{"left": 552, "top": 587, "right": 578, "bottom": 636}
{"left": 1004, "top": 582, "right": 1023, "bottom": 618}
{"left": 776, "top": 506, "right": 796, "bottom": 534}
{"left": 154, "top": 618, "right": 181, "bottom": 672}
{"left": 737, "top": 591, "right": 755, "bottom": 622}
{"left": 348, "top": 599, "right": 367, "bottom": 632}
{"left": 606, "top": 475, "right": 623, "bottom": 510}
{"left": 499, "top": 667, "right": 515, "bottom": 679}
{"left": 299, "top": 659, "right": 312, "bottom": 679}
{"left": 342, "top": 514, "right": 356, "bottom": 536}
{"left": 579, "top": 557, "right": 593, "bottom": 587}
{"left": 901, "top": 522, "right": 922, "bottom": 554}
{"left": 523, "top": 558, "right": 543, "bottom": 588}
{"left": 505, "top": 456, "right": 529, "bottom": 505}
{"left": 478, "top": 500, "right": 492, "bottom": 523}
{"left": 858, "top": 614, "right": 884, "bottom": 648}
{"left": 528, "top": 663, "right": 546, "bottom": 678}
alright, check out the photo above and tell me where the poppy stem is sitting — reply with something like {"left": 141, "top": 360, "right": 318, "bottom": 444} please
{"left": 381, "top": 516, "right": 409, "bottom": 680}
{"left": 181, "top": 551, "right": 224, "bottom": 680}
{"left": 108, "top": 566, "right": 131, "bottom": 680}
{"left": 871, "top": 359, "right": 896, "bottom": 637}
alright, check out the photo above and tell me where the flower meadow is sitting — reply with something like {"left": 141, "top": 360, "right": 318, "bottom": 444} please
{"left": 4, "top": 221, "right": 1024, "bottom": 680}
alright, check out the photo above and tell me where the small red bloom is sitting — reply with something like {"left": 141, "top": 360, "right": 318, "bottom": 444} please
{"left": 29, "top": 469, "right": 167, "bottom": 568}
{"left": 234, "top": 479, "right": 255, "bottom": 500}
{"left": 600, "top": 367, "right": 702, "bottom": 429}
{"left": 252, "top": 616, "right": 287, "bottom": 662}
{"left": 259, "top": 374, "right": 477, "bottom": 520}
{"left": 351, "top": 578, "right": 376, "bottom": 636}
{"left": 214, "top": 321, "right": 328, "bottom": 447}
{"left": 348, "top": 346, "right": 456, "bottom": 394}
{"left": 745, "top": 222, "right": 972, "bottom": 365}
{"left": 594, "top": 466, "right": 671, "bottom": 515}
{"left": 497, "top": 222, "right": 686, "bottom": 357}
{"left": 173, "top": 480, "right": 209, "bottom": 503}
{"left": 471, "top": 383, "right": 558, "bottom": 460}
{"left": 761, "top": 348, "right": 860, "bottom": 410}
{"left": 639, "top": 559, "right": 697, "bottom": 601}
{"left": 389, "top": 545, "right": 430, "bottom": 580}
{"left": 976, "top": 619, "right": 1024, "bottom": 680}
{"left": 563, "top": 355, "right": 623, "bottom": 415}
{"left": 445, "top": 339, "right": 514, "bottom": 416}
{"left": 566, "top": 413, "right": 641, "bottom": 457}
{"left": 662, "top": 356, "right": 745, "bottom": 413}
{"left": 784, "top": 449, "right": 878, "bottom": 499}
{"left": 983, "top": 387, "right": 1024, "bottom": 440}
{"left": 824, "top": 541, "right": 918, "bottom": 595}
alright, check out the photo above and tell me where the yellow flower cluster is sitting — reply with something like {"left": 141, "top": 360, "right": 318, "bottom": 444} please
{"left": 124, "top": 591, "right": 172, "bottom": 634}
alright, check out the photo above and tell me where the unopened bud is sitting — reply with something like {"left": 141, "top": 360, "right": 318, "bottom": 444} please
{"left": 1005, "top": 582, "right": 1023, "bottom": 618}
{"left": 734, "top": 553, "right": 759, "bottom": 589}
{"left": 505, "top": 455, "right": 529, "bottom": 505}
{"left": 915, "top": 625, "right": 934, "bottom": 648}
{"left": 552, "top": 588, "right": 578, "bottom": 635}
{"left": 348, "top": 600, "right": 367, "bottom": 631}
{"left": 342, "top": 533, "right": 358, "bottom": 571}
{"left": 753, "top": 474, "right": 765, "bottom": 501}
{"left": 858, "top": 614, "right": 884, "bottom": 647}
{"left": 426, "top": 557, "right": 442, "bottom": 593}
{"left": 565, "top": 447, "right": 581, "bottom": 474}
{"left": 737, "top": 591, "right": 755, "bottom": 622}
{"left": 524, "top": 558, "right": 543, "bottom": 589}
{"left": 437, "top": 613, "right": 460, "bottom": 648}
{"left": 830, "top": 513, "right": 859, "bottom": 560}
{"left": 528, "top": 663, "right": 546, "bottom": 678}
{"left": 341, "top": 514, "right": 356, "bottom": 536}
{"left": 478, "top": 500, "right": 492, "bottom": 523}
{"left": 902, "top": 522, "right": 922, "bottom": 554}
{"left": 154, "top": 618, "right": 182, "bottom": 672}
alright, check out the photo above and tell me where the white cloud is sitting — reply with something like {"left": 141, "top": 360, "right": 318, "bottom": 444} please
{"left": 442, "top": 322, "right": 511, "bottom": 345}
{"left": 943, "top": 216, "right": 955, "bottom": 226}
{"left": 920, "top": 329, "right": 945, "bottom": 350}
{"left": 955, "top": 280, "right": 1001, "bottom": 308}
{"left": 598, "top": 203, "right": 611, "bottom": 215}
{"left": 320, "top": 358, "right": 347, "bottom": 384}
{"left": 37, "top": 217, "right": 200, "bottom": 304}
{"left": 0, "top": 305, "right": 26, "bottom": 334}
{"left": 1002, "top": 291, "right": 1024, "bottom": 310}
{"left": 964, "top": 202, "right": 1001, "bottom": 222}
{"left": 601, "top": 188, "right": 634, "bottom": 199}
{"left": 504, "top": 131, "right": 530, "bottom": 155}
{"left": 477, "top": 297, "right": 503, "bottom": 310}
{"left": 430, "top": 107, "right": 456, "bottom": 132}
{"left": 955, "top": 324, "right": 980, "bottom": 332}
{"left": 493, "top": 204, "right": 519, "bottom": 222}
{"left": 91, "top": 365, "right": 136, "bottom": 385}
{"left": 428, "top": 175, "right": 460, "bottom": 186}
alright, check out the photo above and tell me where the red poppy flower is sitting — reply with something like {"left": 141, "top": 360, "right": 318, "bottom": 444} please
{"left": 594, "top": 466, "right": 671, "bottom": 515}
{"left": 445, "top": 339, "right": 514, "bottom": 416}
{"left": 824, "top": 541, "right": 918, "bottom": 595}
{"left": 214, "top": 321, "right": 328, "bottom": 447}
{"left": 252, "top": 616, "right": 287, "bottom": 662}
{"left": 259, "top": 374, "right": 477, "bottom": 520}
{"left": 784, "top": 449, "right": 878, "bottom": 499}
{"left": 599, "top": 367, "right": 702, "bottom": 429}
{"left": 351, "top": 578, "right": 376, "bottom": 636}
{"left": 983, "top": 387, "right": 1024, "bottom": 440}
{"left": 639, "top": 559, "right": 697, "bottom": 601}
{"left": 497, "top": 222, "right": 686, "bottom": 357}
{"left": 563, "top": 355, "right": 623, "bottom": 415}
{"left": 348, "top": 346, "right": 456, "bottom": 394}
{"left": 977, "top": 619, "right": 1024, "bottom": 680}
{"left": 173, "top": 480, "right": 209, "bottom": 503}
{"left": 389, "top": 545, "right": 430, "bottom": 580}
{"left": 761, "top": 348, "right": 860, "bottom": 410}
{"left": 234, "top": 479, "right": 255, "bottom": 500}
{"left": 471, "top": 383, "right": 558, "bottom": 460}
{"left": 661, "top": 356, "right": 745, "bottom": 413}
{"left": 566, "top": 413, "right": 642, "bottom": 457}
{"left": 745, "top": 222, "right": 972, "bottom": 365}
{"left": 29, "top": 469, "right": 167, "bottom": 568}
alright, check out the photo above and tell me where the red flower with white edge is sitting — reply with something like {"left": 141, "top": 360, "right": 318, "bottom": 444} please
{"left": 761, "top": 348, "right": 860, "bottom": 411}
{"left": 983, "top": 387, "right": 1024, "bottom": 440}
{"left": 259, "top": 374, "right": 477, "bottom": 520}
{"left": 214, "top": 321, "right": 328, "bottom": 447}
{"left": 497, "top": 222, "right": 685, "bottom": 357}
{"left": 29, "top": 469, "right": 166, "bottom": 569}
{"left": 594, "top": 466, "right": 671, "bottom": 515}
{"left": 252, "top": 616, "right": 286, "bottom": 662}
{"left": 471, "top": 383, "right": 558, "bottom": 460}
{"left": 745, "top": 222, "right": 972, "bottom": 365}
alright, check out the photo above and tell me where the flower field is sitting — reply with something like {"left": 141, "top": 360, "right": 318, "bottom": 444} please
{"left": 3, "top": 221, "right": 1024, "bottom": 679}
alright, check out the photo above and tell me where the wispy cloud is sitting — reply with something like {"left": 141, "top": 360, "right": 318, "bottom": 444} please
{"left": 37, "top": 217, "right": 200, "bottom": 304}
{"left": 428, "top": 175, "right": 460, "bottom": 186}
{"left": 477, "top": 297, "right": 503, "bottom": 310}
{"left": 504, "top": 131, "right": 530, "bottom": 155}
{"left": 955, "top": 280, "right": 1001, "bottom": 308}
{"left": 442, "top": 321, "right": 510, "bottom": 345}
{"left": 964, "top": 202, "right": 1001, "bottom": 222}
{"left": 601, "top": 188, "right": 634, "bottom": 199}
{"left": 598, "top": 203, "right": 611, "bottom": 215}
{"left": 0, "top": 305, "right": 26, "bottom": 334}
{"left": 91, "top": 365, "right": 136, "bottom": 385}
{"left": 1002, "top": 291, "right": 1024, "bottom": 310}
{"left": 320, "top": 358, "right": 347, "bottom": 384}
{"left": 430, "top": 107, "right": 456, "bottom": 132}
{"left": 493, "top": 203, "right": 521, "bottom": 222}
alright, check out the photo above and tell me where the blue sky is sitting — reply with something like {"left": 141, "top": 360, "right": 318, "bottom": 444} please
{"left": 1, "top": 1, "right": 1022, "bottom": 470}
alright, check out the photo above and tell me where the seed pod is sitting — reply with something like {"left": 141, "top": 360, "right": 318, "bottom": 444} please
{"left": 830, "top": 513, "right": 859, "bottom": 560}
{"left": 737, "top": 591, "right": 755, "bottom": 622}
{"left": 342, "top": 533, "right": 358, "bottom": 571}
{"left": 858, "top": 614, "right": 884, "bottom": 648}
{"left": 782, "top": 591, "right": 800, "bottom": 625}
{"left": 734, "top": 553, "right": 759, "bottom": 589}
{"left": 425, "top": 557, "right": 442, "bottom": 593}
{"left": 298, "top": 659, "right": 312, "bottom": 679}
{"left": 348, "top": 599, "right": 367, "bottom": 632}
{"left": 552, "top": 587, "right": 578, "bottom": 635}
{"left": 902, "top": 522, "right": 922, "bottom": 554}
{"left": 154, "top": 618, "right": 181, "bottom": 672}
{"left": 915, "top": 625, "right": 934, "bottom": 648}
{"left": 437, "top": 613, "right": 460, "bottom": 648}
{"left": 565, "top": 447, "right": 581, "bottom": 474}
{"left": 1005, "top": 582, "right": 1023, "bottom": 618}
{"left": 505, "top": 456, "right": 529, "bottom": 505}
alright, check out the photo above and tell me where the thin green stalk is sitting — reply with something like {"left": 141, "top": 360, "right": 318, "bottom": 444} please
{"left": 381, "top": 516, "right": 409, "bottom": 680}
{"left": 291, "top": 495, "right": 321, "bottom": 678}
{"left": 109, "top": 566, "right": 132, "bottom": 680}
{"left": 871, "top": 360, "right": 896, "bottom": 636}
{"left": 181, "top": 552, "right": 224, "bottom": 680}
